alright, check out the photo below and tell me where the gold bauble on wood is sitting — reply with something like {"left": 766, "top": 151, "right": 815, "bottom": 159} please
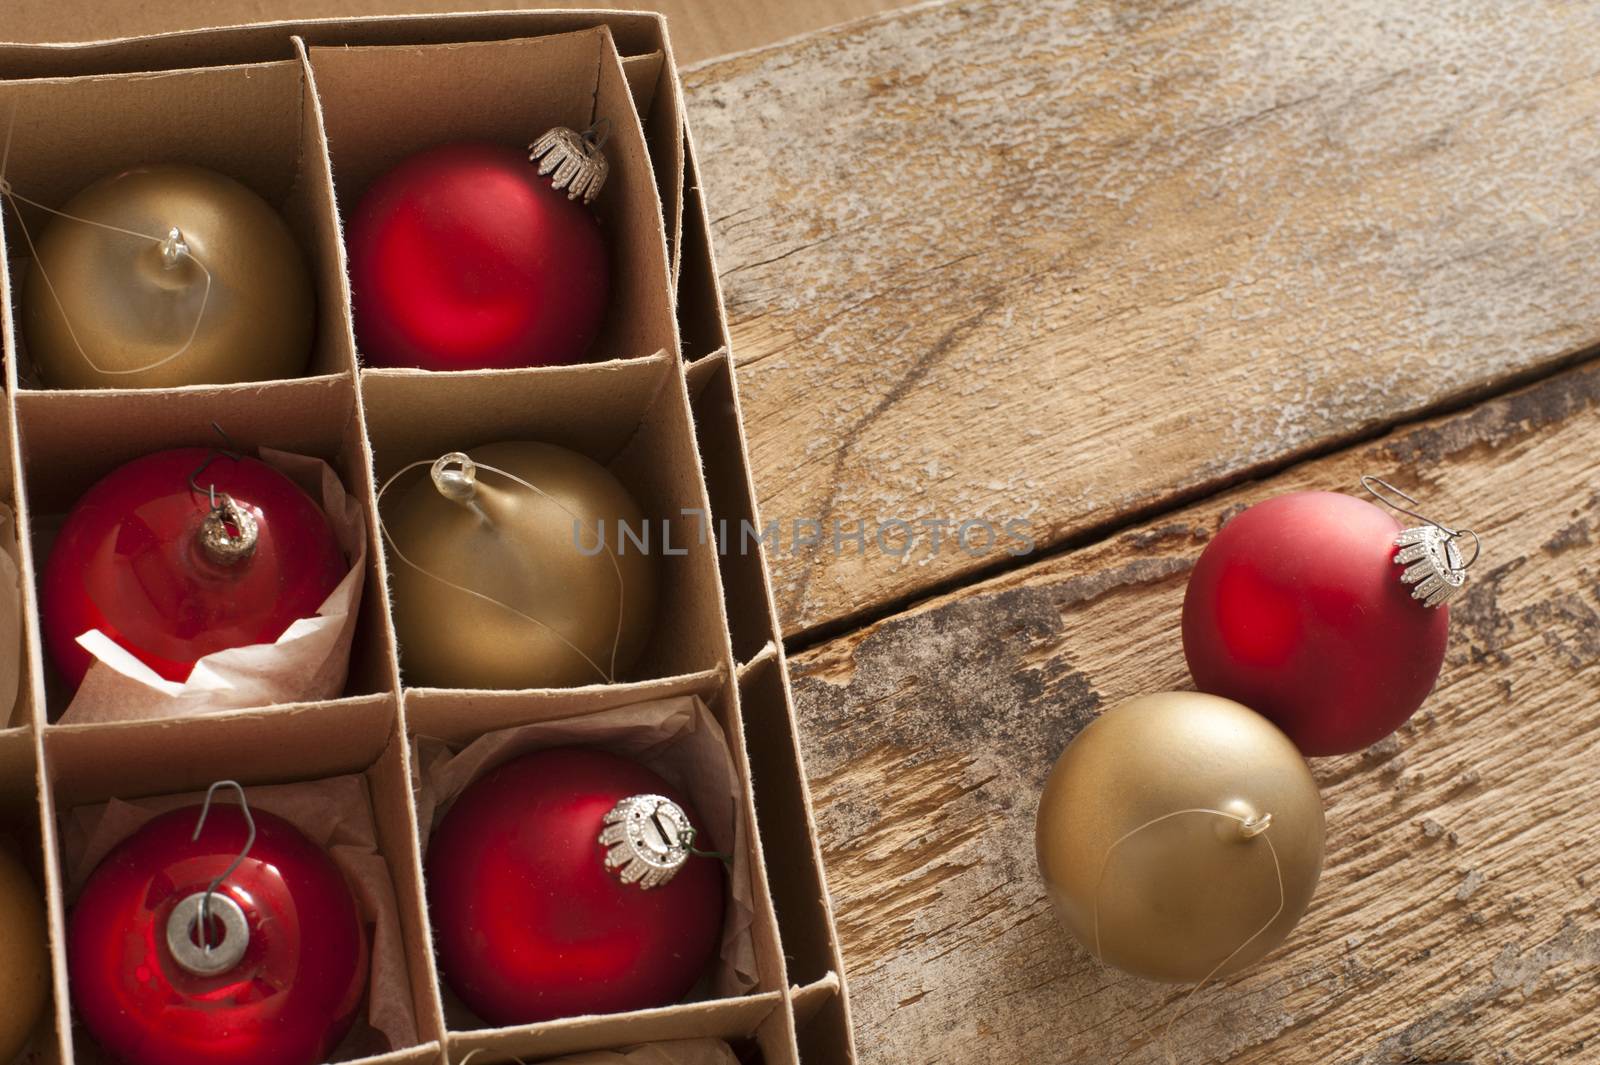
{"left": 1036, "top": 691, "right": 1324, "bottom": 983}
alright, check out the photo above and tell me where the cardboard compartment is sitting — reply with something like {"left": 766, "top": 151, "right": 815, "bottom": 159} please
{"left": 406, "top": 686, "right": 781, "bottom": 1056}
{"left": 738, "top": 655, "right": 855, "bottom": 1064}
{"left": 361, "top": 354, "right": 728, "bottom": 700}
{"left": 678, "top": 140, "right": 731, "bottom": 361}
{"left": 306, "top": 28, "right": 677, "bottom": 369}
{"left": 39, "top": 695, "right": 439, "bottom": 1064}
{"left": 686, "top": 355, "right": 780, "bottom": 663}
{"left": 12, "top": 375, "right": 394, "bottom": 720}
{"left": 0, "top": 398, "right": 36, "bottom": 730}
{"left": 0, "top": 727, "right": 58, "bottom": 1065}
{"left": 0, "top": 58, "right": 354, "bottom": 390}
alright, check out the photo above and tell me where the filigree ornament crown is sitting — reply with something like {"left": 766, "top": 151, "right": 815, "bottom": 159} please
{"left": 1393, "top": 525, "right": 1467, "bottom": 608}
{"left": 529, "top": 123, "right": 610, "bottom": 205}
{"left": 599, "top": 793, "right": 694, "bottom": 890}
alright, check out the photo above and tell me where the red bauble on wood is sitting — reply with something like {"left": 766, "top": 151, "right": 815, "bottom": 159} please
{"left": 40, "top": 447, "right": 345, "bottom": 694}
{"left": 1181, "top": 491, "right": 1450, "bottom": 756}
{"left": 426, "top": 747, "right": 725, "bottom": 1026}
{"left": 347, "top": 141, "right": 610, "bottom": 371}
{"left": 69, "top": 806, "right": 368, "bottom": 1065}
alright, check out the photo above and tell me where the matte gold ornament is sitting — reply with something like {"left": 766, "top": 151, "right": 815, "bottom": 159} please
{"left": 0, "top": 844, "right": 49, "bottom": 1061}
{"left": 383, "top": 441, "right": 658, "bottom": 689}
{"left": 1036, "top": 691, "right": 1324, "bottom": 983}
{"left": 19, "top": 164, "right": 314, "bottom": 389}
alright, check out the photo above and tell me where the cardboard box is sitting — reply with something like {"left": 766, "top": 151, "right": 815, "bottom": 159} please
{"left": 0, "top": 12, "right": 854, "bottom": 1065}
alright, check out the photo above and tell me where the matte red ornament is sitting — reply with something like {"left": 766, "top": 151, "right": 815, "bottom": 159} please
{"left": 347, "top": 141, "right": 609, "bottom": 371}
{"left": 69, "top": 806, "right": 368, "bottom": 1065}
{"left": 40, "top": 447, "right": 345, "bottom": 695}
{"left": 1182, "top": 491, "right": 1449, "bottom": 756}
{"left": 427, "top": 747, "right": 724, "bottom": 1026}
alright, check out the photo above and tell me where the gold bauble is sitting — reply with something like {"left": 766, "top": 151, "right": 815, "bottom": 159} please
{"left": 21, "top": 164, "right": 314, "bottom": 389}
{"left": 1036, "top": 691, "right": 1324, "bottom": 983}
{"left": 385, "top": 441, "right": 658, "bottom": 689}
{"left": 0, "top": 844, "right": 48, "bottom": 1061}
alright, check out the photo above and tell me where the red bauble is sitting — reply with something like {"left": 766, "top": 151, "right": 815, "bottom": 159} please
{"left": 348, "top": 142, "right": 609, "bottom": 371}
{"left": 69, "top": 806, "right": 368, "bottom": 1065}
{"left": 1182, "top": 491, "right": 1449, "bottom": 756}
{"left": 427, "top": 748, "right": 724, "bottom": 1025}
{"left": 41, "top": 447, "right": 345, "bottom": 693}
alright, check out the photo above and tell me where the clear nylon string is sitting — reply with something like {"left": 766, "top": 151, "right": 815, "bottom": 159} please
{"left": 0, "top": 104, "right": 214, "bottom": 377}
{"left": 375, "top": 458, "right": 629, "bottom": 685}
{"left": 1095, "top": 808, "right": 1286, "bottom": 1065}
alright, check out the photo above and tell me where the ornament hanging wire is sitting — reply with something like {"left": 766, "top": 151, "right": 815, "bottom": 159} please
{"left": 190, "top": 780, "right": 256, "bottom": 951}
{"left": 1359, "top": 476, "right": 1482, "bottom": 568}
{"left": 1, "top": 104, "right": 216, "bottom": 379}
{"left": 187, "top": 424, "right": 259, "bottom": 564}
{"left": 1360, "top": 475, "right": 1482, "bottom": 609}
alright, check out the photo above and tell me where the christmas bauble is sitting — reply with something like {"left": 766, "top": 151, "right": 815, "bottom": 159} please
{"left": 0, "top": 844, "right": 49, "bottom": 1062}
{"left": 384, "top": 442, "right": 656, "bottom": 689}
{"left": 1182, "top": 491, "right": 1450, "bottom": 755}
{"left": 348, "top": 141, "right": 609, "bottom": 371}
{"left": 69, "top": 806, "right": 367, "bottom": 1065}
{"left": 21, "top": 164, "right": 314, "bottom": 390}
{"left": 1036, "top": 692, "right": 1323, "bottom": 983}
{"left": 41, "top": 447, "right": 345, "bottom": 694}
{"left": 427, "top": 747, "right": 724, "bottom": 1024}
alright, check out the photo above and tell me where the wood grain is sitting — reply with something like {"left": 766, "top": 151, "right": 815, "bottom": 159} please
{"left": 686, "top": 0, "right": 1600, "bottom": 638}
{"left": 789, "top": 361, "right": 1600, "bottom": 1063}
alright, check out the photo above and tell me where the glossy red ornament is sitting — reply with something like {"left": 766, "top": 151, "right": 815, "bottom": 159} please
{"left": 69, "top": 806, "right": 368, "bottom": 1065}
{"left": 41, "top": 447, "right": 345, "bottom": 693}
{"left": 348, "top": 142, "right": 609, "bottom": 371}
{"left": 1182, "top": 491, "right": 1449, "bottom": 756}
{"left": 427, "top": 748, "right": 724, "bottom": 1025}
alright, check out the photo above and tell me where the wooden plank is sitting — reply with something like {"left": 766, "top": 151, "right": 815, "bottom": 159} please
{"left": 686, "top": 0, "right": 1600, "bottom": 637}
{"left": 789, "top": 361, "right": 1600, "bottom": 1063}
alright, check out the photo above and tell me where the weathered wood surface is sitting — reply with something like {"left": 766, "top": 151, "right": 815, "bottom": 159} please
{"left": 686, "top": 0, "right": 1600, "bottom": 638}
{"left": 788, "top": 361, "right": 1600, "bottom": 1063}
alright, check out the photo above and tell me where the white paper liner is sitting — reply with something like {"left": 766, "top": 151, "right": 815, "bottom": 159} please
{"left": 0, "top": 504, "right": 22, "bottom": 727}
{"left": 544, "top": 1038, "right": 741, "bottom": 1065}
{"left": 413, "top": 696, "right": 760, "bottom": 1007}
{"left": 60, "top": 775, "right": 420, "bottom": 1060}
{"left": 56, "top": 447, "right": 367, "bottom": 724}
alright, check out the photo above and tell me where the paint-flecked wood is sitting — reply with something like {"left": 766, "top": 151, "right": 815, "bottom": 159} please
{"left": 789, "top": 361, "right": 1600, "bottom": 1064}
{"left": 686, "top": 0, "right": 1600, "bottom": 638}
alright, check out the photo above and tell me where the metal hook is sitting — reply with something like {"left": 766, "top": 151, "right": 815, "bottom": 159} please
{"left": 191, "top": 781, "right": 255, "bottom": 950}
{"left": 186, "top": 422, "right": 245, "bottom": 504}
{"left": 1360, "top": 475, "right": 1481, "bottom": 569}
{"left": 583, "top": 117, "right": 613, "bottom": 152}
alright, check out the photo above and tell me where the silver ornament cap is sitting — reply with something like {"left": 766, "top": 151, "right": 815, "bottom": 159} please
{"left": 529, "top": 121, "right": 610, "bottom": 205}
{"left": 1393, "top": 525, "right": 1466, "bottom": 608}
{"left": 599, "top": 793, "right": 694, "bottom": 890}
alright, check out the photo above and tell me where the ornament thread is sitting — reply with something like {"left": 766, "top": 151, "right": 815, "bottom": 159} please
{"left": 2, "top": 104, "right": 217, "bottom": 378}
{"left": 1094, "top": 807, "right": 1286, "bottom": 1065}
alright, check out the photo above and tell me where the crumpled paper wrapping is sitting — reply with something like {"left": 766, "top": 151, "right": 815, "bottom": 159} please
{"left": 56, "top": 447, "right": 367, "bottom": 724}
{"left": 61, "top": 775, "right": 420, "bottom": 1060}
{"left": 413, "top": 696, "right": 760, "bottom": 1003}
{"left": 0, "top": 504, "right": 22, "bottom": 727}
{"left": 542, "top": 1038, "right": 741, "bottom": 1065}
